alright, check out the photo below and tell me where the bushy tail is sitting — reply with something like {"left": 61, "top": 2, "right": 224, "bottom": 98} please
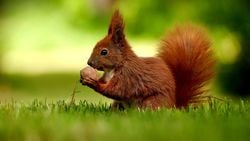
{"left": 158, "top": 25, "right": 215, "bottom": 108}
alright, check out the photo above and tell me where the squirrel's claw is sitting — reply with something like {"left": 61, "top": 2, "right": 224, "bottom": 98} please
{"left": 82, "top": 77, "right": 98, "bottom": 89}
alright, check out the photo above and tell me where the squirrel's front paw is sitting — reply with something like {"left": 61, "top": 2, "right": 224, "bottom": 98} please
{"left": 81, "top": 77, "right": 97, "bottom": 88}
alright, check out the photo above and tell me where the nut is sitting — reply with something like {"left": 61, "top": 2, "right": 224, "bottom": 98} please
{"left": 80, "top": 66, "right": 98, "bottom": 80}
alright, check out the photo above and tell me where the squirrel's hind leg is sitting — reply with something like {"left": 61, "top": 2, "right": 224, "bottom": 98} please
{"left": 140, "top": 94, "right": 175, "bottom": 110}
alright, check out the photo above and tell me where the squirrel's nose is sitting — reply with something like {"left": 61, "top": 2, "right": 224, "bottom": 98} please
{"left": 87, "top": 60, "right": 93, "bottom": 67}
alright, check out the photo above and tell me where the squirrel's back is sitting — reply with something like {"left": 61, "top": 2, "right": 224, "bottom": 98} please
{"left": 158, "top": 25, "right": 215, "bottom": 108}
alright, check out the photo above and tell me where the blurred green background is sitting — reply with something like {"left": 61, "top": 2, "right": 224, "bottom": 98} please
{"left": 0, "top": 0, "right": 249, "bottom": 103}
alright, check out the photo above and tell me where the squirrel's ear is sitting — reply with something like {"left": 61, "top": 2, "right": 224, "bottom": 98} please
{"left": 108, "top": 10, "right": 125, "bottom": 45}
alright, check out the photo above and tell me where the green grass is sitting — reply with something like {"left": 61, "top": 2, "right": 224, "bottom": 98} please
{"left": 0, "top": 74, "right": 249, "bottom": 141}
{"left": 0, "top": 100, "right": 249, "bottom": 141}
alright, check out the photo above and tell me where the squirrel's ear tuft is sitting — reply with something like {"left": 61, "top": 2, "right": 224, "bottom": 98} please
{"left": 108, "top": 10, "right": 125, "bottom": 45}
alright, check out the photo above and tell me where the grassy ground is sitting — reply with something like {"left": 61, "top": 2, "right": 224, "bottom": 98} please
{"left": 0, "top": 100, "right": 249, "bottom": 141}
{"left": 0, "top": 74, "right": 249, "bottom": 141}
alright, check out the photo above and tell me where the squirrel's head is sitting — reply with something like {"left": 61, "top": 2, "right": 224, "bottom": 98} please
{"left": 87, "top": 10, "right": 128, "bottom": 71}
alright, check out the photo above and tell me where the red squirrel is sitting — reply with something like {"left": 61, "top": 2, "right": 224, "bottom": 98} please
{"left": 80, "top": 10, "right": 215, "bottom": 109}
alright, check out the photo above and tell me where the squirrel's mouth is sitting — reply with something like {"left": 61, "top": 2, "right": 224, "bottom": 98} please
{"left": 95, "top": 65, "right": 113, "bottom": 72}
{"left": 95, "top": 67, "right": 104, "bottom": 71}
{"left": 89, "top": 64, "right": 103, "bottom": 71}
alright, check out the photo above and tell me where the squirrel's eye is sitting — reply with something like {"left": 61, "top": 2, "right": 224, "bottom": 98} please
{"left": 100, "top": 49, "right": 108, "bottom": 56}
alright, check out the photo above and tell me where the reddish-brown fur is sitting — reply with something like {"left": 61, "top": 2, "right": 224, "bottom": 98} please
{"left": 158, "top": 26, "right": 215, "bottom": 108}
{"left": 80, "top": 10, "right": 215, "bottom": 109}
